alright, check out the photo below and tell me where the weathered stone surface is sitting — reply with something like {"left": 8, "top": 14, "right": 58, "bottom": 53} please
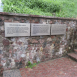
{"left": 0, "top": 64, "right": 4, "bottom": 76}
{"left": 3, "top": 39, "right": 9, "bottom": 46}
{"left": 0, "top": 17, "right": 4, "bottom": 21}
{"left": 0, "top": 21, "right": 3, "bottom": 26}
{"left": 0, "top": 36, "right": 3, "bottom": 43}
{"left": 13, "top": 17, "right": 20, "bottom": 21}
{"left": 1, "top": 32, "right": 5, "bottom": 37}
{"left": 0, "top": 18, "right": 2, "bottom": 21}
{"left": 0, "top": 14, "right": 76, "bottom": 73}
{"left": 0, "top": 43, "right": 3, "bottom": 47}
{"left": 0, "top": 26, "right": 4, "bottom": 31}
{"left": 20, "top": 19, "right": 25, "bottom": 23}
{"left": 4, "top": 19, "right": 12, "bottom": 22}
{"left": 13, "top": 21, "right": 20, "bottom": 23}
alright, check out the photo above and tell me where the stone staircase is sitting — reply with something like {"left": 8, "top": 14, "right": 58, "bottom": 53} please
{"left": 67, "top": 49, "right": 77, "bottom": 61}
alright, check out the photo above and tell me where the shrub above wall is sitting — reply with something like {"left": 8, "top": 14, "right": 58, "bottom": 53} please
{"left": 2, "top": 0, "right": 77, "bottom": 18}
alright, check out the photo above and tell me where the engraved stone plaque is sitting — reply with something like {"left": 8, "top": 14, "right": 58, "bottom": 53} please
{"left": 5, "top": 22, "right": 30, "bottom": 37}
{"left": 31, "top": 24, "right": 50, "bottom": 36}
{"left": 51, "top": 24, "right": 66, "bottom": 35}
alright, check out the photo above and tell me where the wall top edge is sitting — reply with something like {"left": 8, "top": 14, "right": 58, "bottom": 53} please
{"left": 0, "top": 12, "right": 77, "bottom": 21}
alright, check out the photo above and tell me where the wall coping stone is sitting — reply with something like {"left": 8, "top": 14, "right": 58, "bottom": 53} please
{"left": 0, "top": 12, "right": 77, "bottom": 21}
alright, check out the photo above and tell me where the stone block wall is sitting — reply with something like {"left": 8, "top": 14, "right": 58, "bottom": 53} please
{"left": 0, "top": 12, "right": 77, "bottom": 71}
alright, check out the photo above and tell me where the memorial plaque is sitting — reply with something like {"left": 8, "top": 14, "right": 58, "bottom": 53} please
{"left": 31, "top": 24, "right": 50, "bottom": 36}
{"left": 5, "top": 22, "right": 30, "bottom": 37}
{"left": 51, "top": 24, "right": 66, "bottom": 35}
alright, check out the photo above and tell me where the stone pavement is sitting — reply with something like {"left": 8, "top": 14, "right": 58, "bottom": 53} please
{"left": 3, "top": 69, "right": 22, "bottom": 77}
{"left": 3, "top": 57, "right": 77, "bottom": 77}
{"left": 20, "top": 57, "right": 77, "bottom": 77}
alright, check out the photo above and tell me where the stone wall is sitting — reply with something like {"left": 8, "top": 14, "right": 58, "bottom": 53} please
{"left": 0, "top": 12, "right": 77, "bottom": 71}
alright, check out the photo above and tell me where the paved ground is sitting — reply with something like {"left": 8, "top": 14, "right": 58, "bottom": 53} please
{"left": 3, "top": 69, "right": 22, "bottom": 77}
{"left": 20, "top": 57, "right": 77, "bottom": 77}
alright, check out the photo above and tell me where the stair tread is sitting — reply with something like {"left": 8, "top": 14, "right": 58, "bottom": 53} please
{"left": 68, "top": 53, "right": 77, "bottom": 59}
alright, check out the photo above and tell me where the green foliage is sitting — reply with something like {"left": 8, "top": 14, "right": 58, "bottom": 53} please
{"left": 26, "top": 61, "right": 37, "bottom": 69}
{"left": 25, "top": 0, "right": 61, "bottom": 13}
{"left": 1, "top": 0, "right": 61, "bottom": 16}
{"left": 1, "top": 0, "right": 77, "bottom": 18}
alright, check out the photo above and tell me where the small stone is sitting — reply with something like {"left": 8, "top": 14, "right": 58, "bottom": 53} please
{"left": 26, "top": 20, "right": 30, "bottom": 23}
{"left": 3, "top": 62, "right": 6, "bottom": 67}
{"left": 20, "top": 19, "right": 25, "bottom": 23}
{"left": 9, "top": 50, "right": 12, "bottom": 53}
{"left": 49, "top": 21, "right": 52, "bottom": 24}
{"left": 28, "top": 68, "right": 33, "bottom": 71}
{"left": 1, "top": 26, "right": 4, "bottom": 31}
{"left": 0, "top": 43, "right": 3, "bottom": 46}
{"left": 36, "top": 57, "right": 40, "bottom": 62}
{"left": 0, "top": 21, "right": 3, "bottom": 26}
{"left": 32, "top": 39, "right": 38, "bottom": 43}
{"left": 1, "top": 32, "right": 5, "bottom": 37}
{"left": 13, "top": 17, "right": 20, "bottom": 21}
{"left": 51, "top": 44, "right": 54, "bottom": 49}
{"left": 0, "top": 47, "right": 3, "bottom": 50}
{"left": 30, "top": 59, "right": 33, "bottom": 64}
{"left": 47, "top": 38, "right": 52, "bottom": 41}
{"left": 27, "top": 53, "right": 29, "bottom": 56}
{"left": 4, "top": 19, "right": 12, "bottom": 22}
{"left": 47, "top": 19, "right": 50, "bottom": 24}
{"left": 0, "top": 35, "right": 3, "bottom": 43}
{"left": 0, "top": 17, "right": 4, "bottom": 21}
{"left": 31, "top": 20, "right": 35, "bottom": 23}
{"left": 51, "top": 36, "right": 54, "bottom": 38}
{"left": 21, "top": 54, "right": 26, "bottom": 58}
{"left": 13, "top": 21, "right": 20, "bottom": 23}
{"left": 59, "top": 71, "right": 64, "bottom": 75}
{"left": 3, "top": 39, "right": 9, "bottom": 46}
{"left": 43, "top": 22, "right": 46, "bottom": 24}
{"left": 10, "top": 59, "right": 15, "bottom": 68}
{"left": 40, "top": 47, "right": 43, "bottom": 51}
{"left": 69, "top": 47, "right": 71, "bottom": 49}
{"left": 0, "top": 50, "right": 2, "bottom": 54}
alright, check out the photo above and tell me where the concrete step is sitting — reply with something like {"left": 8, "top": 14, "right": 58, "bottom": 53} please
{"left": 3, "top": 69, "right": 22, "bottom": 77}
{"left": 68, "top": 52, "right": 77, "bottom": 61}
